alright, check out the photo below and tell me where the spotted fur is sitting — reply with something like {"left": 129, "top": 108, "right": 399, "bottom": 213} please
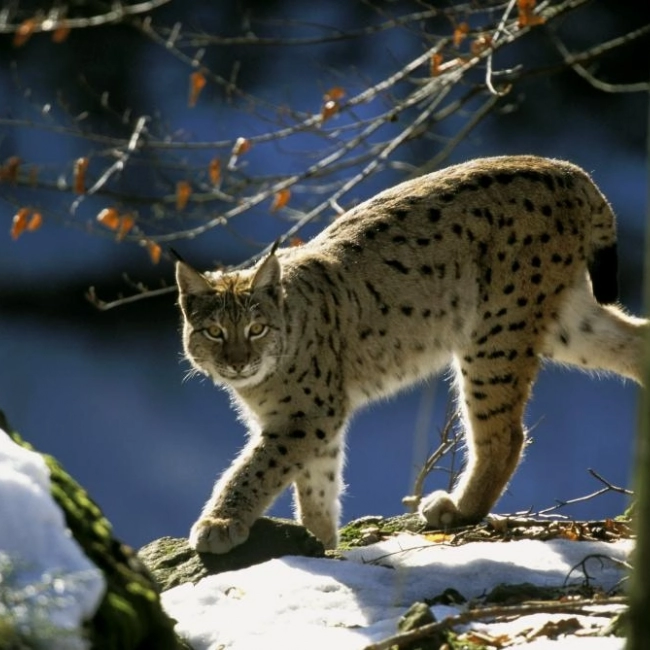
{"left": 176, "top": 155, "right": 648, "bottom": 554}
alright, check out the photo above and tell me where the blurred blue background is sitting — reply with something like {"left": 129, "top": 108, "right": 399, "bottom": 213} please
{"left": 0, "top": 1, "right": 648, "bottom": 549}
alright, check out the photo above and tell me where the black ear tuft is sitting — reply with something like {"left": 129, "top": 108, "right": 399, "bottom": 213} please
{"left": 169, "top": 247, "right": 186, "bottom": 264}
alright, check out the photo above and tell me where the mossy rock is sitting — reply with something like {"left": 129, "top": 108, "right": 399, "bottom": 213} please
{"left": 339, "top": 514, "right": 425, "bottom": 549}
{"left": 3, "top": 413, "right": 189, "bottom": 650}
{"left": 139, "top": 518, "right": 325, "bottom": 591}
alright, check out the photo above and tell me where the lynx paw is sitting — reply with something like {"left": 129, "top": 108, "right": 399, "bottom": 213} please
{"left": 418, "top": 490, "right": 461, "bottom": 528}
{"left": 189, "top": 516, "right": 250, "bottom": 554}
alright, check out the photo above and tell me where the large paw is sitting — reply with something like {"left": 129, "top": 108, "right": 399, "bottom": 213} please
{"left": 188, "top": 516, "right": 250, "bottom": 554}
{"left": 418, "top": 490, "right": 461, "bottom": 528}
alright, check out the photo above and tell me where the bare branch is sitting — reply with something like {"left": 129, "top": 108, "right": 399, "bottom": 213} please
{"left": 0, "top": 0, "right": 171, "bottom": 34}
{"left": 551, "top": 31, "right": 650, "bottom": 93}
{"left": 363, "top": 596, "right": 627, "bottom": 650}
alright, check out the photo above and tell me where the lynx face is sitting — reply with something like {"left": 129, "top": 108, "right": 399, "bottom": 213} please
{"left": 176, "top": 255, "right": 285, "bottom": 389}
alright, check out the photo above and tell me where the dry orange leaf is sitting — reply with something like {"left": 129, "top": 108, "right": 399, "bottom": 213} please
{"left": 148, "top": 240, "right": 162, "bottom": 264}
{"left": 208, "top": 158, "right": 221, "bottom": 185}
{"left": 27, "top": 212, "right": 42, "bottom": 231}
{"left": 324, "top": 86, "right": 345, "bottom": 102}
{"left": 320, "top": 100, "right": 339, "bottom": 123}
{"left": 117, "top": 214, "right": 134, "bottom": 241}
{"left": 271, "top": 188, "right": 291, "bottom": 212}
{"left": 73, "top": 157, "right": 89, "bottom": 194}
{"left": 1, "top": 156, "right": 20, "bottom": 183}
{"left": 176, "top": 180, "right": 192, "bottom": 210}
{"left": 14, "top": 18, "right": 38, "bottom": 47}
{"left": 52, "top": 26, "right": 71, "bottom": 43}
{"left": 424, "top": 532, "right": 455, "bottom": 543}
{"left": 232, "top": 137, "right": 252, "bottom": 157}
{"left": 517, "top": 0, "right": 545, "bottom": 27}
{"left": 430, "top": 52, "right": 444, "bottom": 77}
{"left": 188, "top": 70, "right": 207, "bottom": 108}
{"left": 470, "top": 34, "right": 493, "bottom": 56}
{"left": 453, "top": 22, "right": 470, "bottom": 47}
{"left": 320, "top": 88, "right": 345, "bottom": 123}
{"left": 11, "top": 208, "right": 30, "bottom": 239}
{"left": 97, "top": 207, "right": 120, "bottom": 230}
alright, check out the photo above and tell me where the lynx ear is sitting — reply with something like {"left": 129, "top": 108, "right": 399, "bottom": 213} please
{"left": 175, "top": 260, "right": 212, "bottom": 295}
{"left": 252, "top": 248, "right": 281, "bottom": 290}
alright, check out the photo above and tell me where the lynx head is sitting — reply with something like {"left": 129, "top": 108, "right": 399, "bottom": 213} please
{"left": 175, "top": 251, "right": 284, "bottom": 389}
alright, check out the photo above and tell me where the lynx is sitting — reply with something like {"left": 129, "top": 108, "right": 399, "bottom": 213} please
{"left": 176, "top": 155, "right": 648, "bottom": 554}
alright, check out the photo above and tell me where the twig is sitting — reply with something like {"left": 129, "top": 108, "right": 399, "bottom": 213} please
{"left": 363, "top": 596, "right": 627, "bottom": 650}
{"left": 86, "top": 284, "right": 176, "bottom": 311}
{"left": 551, "top": 31, "right": 650, "bottom": 93}
{"left": 485, "top": 0, "right": 517, "bottom": 96}
{"left": 537, "top": 469, "right": 633, "bottom": 517}
{"left": 564, "top": 553, "right": 632, "bottom": 589}
{"left": 403, "top": 410, "right": 461, "bottom": 513}
{"left": 0, "top": 0, "right": 171, "bottom": 33}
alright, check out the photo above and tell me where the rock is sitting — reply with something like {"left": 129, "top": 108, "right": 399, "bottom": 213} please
{"left": 3, "top": 413, "right": 189, "bottom": 650}
{"left": 397, "top": 601, "right": 443, "bottom": 650}
{"left": 139, "top": 518, "right": 326, "bottom": 591}
{"left": 339, "top": 513, "right": 425, "bottom": 548}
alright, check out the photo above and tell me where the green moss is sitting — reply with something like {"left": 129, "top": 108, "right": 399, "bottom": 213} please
{"left": 5, "top": 423, "right": 190, "bottom": 650}
{"left": 338, "top": 514, "right": 424, "bottom": 549}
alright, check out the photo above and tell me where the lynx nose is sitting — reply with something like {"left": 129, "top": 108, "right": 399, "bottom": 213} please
{"left": 229, "top": 362, "right": 247, "bottom": 374}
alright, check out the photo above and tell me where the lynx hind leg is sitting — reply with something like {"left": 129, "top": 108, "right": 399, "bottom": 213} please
{"left": 542, "top": 276, "right": 649, "bottom": 385}
{"left": 293, "top": 444, "right": 344, "bottom": 549}
{"left": 420, "top": 349, "right": 540, "bottom": 528}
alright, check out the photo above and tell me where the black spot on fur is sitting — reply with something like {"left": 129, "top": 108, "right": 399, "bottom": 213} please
{"left": 477, "top": 174, "right": 494, "bottom": 188}
{"left": 384, "top": 259, "right": 410, "bottom": 274}
{"left": 495, "top": 172, "right": 514, "bottom": 184}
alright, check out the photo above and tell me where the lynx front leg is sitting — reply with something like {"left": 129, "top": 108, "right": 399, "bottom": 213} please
{"left": 190, "top": 432, "right": 316, "bottom": 554}
{"left": 293, "top": 443, "right": 344, "bottom": 549}
{"left": 420, "top": 349, "right": 539, "bottom": 528}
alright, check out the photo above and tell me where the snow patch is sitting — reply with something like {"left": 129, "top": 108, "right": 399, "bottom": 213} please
{"left": 0, "top": 428, "right": 106, "bottom": 650}
{"left": 162, "top": 532, "right": 630, "bottom": 650}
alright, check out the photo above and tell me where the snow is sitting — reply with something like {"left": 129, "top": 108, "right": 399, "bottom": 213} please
{"left": 163, "top": 532, "right": 630, "bottom": 650}
{"left": 0, "top": 428, "right": 106, "bottom": 650}
{"left": 0, "top": 424, "right": 630, "bottom": 649}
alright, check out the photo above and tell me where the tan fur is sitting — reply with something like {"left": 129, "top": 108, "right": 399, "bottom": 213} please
{"left": 176, "top": 155, "right": 648, "bottom": 554}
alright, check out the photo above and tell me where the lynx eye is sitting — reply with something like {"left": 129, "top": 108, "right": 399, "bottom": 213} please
{"left": 203, "top": 325, "right": 225, "bottom": 342}
{"left": 247, "top": 322, "right": 268, "bottom": 339}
